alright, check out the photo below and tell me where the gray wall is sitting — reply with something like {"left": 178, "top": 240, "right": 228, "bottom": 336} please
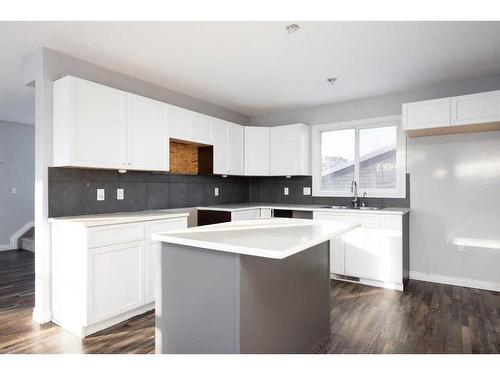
{"left": 0, "top": 121, "right": 35, "bottom": 247}
{"left": 249, "top": 75, "right": 500, "bottom": 126}
{"left": 408, "top": 131, "right": 500, "bottom": 286}
{"left": 249, "top": 74, "right": 500, "bottom": 287}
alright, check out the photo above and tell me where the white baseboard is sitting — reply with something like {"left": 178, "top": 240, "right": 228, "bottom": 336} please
{"left": 409, "top": 271, "right": 500, "bottom": 293}
{"left": 0, "top": 244, "right": 16, "bottom": 251}
{"left": 10, "top": 221, "right": 35, "bottom": 249}
{"left": 32, "top": 308, "right": 52, "bottom": 324}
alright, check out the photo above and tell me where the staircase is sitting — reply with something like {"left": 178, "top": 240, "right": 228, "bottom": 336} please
{"left": 19, "top": 227, "right": 35, "bottom": 252}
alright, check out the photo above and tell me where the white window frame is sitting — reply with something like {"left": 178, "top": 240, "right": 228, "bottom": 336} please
{"left": 311, "top": 115, "right": 406, "bottom": 198}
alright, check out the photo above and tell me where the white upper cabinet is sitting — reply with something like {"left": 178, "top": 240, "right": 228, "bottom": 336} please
{"left": 169, "top": 105, "right": 192, "bottom": 140}
{"left": 191, "top": 112, "right": 213, "bottom": 144}
{"left": 212, "top": 119, "right": 230, "bottom": 175}
{"left": 228, "top": 122, "right": 244, "bottom": 175}
{"left": 169, "top": 105, "right": 213, "bottom": 145}
{"left": 244, "top": 127, "right": 270, "bottom": 176}
{"left": 126, "top": 94, "right": 169, "bottom": 171}
{"left": 402, "top": 97, "right": 451, "bottom": 131}
{"left": 53, "top": 76, "right": 127, "bottom": 169}
{"left": 270, "top": 123, "right": 310, "bottom": 176}
{"left": 451, "top": 90, "right": 500, "bottom": 126}
{"left": 53, "top": 76, "right": 169, "bottom": 172}
{"left": 403, "top": 90, "right": 500, "bottom": 137}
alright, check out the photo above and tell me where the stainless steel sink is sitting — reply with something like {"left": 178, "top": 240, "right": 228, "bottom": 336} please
{"left": 321, "top": 205, "right": 381, "bottom": 210}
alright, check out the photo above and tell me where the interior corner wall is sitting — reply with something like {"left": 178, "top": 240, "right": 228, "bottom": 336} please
{"left": 249, "top": 74, "right": 500, "bottom": 290}
{"left": 0, "top": 121, "right": 35, "bottom": 248}
{"left": 23, "top": 47, "right": 249, "bottom": 323}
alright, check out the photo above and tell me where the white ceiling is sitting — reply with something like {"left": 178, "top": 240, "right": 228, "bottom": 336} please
{"left": 1, "top": 21, "right": 500, "bottom": 125}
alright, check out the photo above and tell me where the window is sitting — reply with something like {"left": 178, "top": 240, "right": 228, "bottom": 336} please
{"left": 312, "top": 116, "right": 405, "bottom": 198}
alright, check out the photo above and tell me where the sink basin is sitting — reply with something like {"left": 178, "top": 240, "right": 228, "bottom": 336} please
{"left": 321, "top": 205, "right": 381, "bottom": 210}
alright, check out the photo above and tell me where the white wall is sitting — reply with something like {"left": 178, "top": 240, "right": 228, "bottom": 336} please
{"left": 250, "top": 74, "right": 500, "bottom": 291}
{"left": 407, "top": 131, "right": 500, "bottom": 290}
{"left": 0, "top": 120, "right": 35, "bottom": 249}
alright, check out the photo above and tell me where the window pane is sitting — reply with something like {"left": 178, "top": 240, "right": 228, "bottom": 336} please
{"left": 359, "top": 126, "right": 397, "bottom": 190}
{"left": 321, "top": 129, "right": 355, "bottom": 191}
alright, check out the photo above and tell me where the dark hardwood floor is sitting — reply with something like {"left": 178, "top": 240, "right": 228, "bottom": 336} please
{"left": 1, "top": 250, "right": 498, "bottom": 354}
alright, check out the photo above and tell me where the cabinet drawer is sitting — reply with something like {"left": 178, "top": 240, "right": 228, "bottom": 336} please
{"left": 314, "top": 212, "right": 380, "bottom": 228}
{"left": 145, "top": 218, "right": 187, "bottom": 239}
{"left": 88, "top": 223, "right": 145, "bottom": 248}
{"left": 380, "top": 215, "right": 402, "bottom": 230}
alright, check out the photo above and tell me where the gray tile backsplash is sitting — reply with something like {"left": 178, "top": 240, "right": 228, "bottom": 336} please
{"left": 48, "top": 168, "right": 410, "bottom": 217}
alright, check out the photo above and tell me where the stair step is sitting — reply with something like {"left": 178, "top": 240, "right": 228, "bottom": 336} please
{"left": 20, "top": 238, "right": 35, "bottom": 252}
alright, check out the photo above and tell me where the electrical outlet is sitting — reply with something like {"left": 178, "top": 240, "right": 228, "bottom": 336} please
{"left": 284, "top": 187, "right": 289, "bottom": 196}
{"left": 458, "top": 245, "right": 466, "bottom": 252}
{"left": 97, "top": 188, "right": 105, "bottom": 201}
{"left": 117, "top": 188, "right": 124, "bottom": 200}
{"left": 10, "top": 187, "right": 16, "bottom": 194}
{"left": 214, "top": 187, "right": 219, "bottom": 196}
{"left": 303, "top": 187, "right": 311, "bottom": 195}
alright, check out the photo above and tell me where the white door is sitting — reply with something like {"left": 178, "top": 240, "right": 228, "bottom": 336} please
{"left": 144, "top": 240, "right": 160, "bottom": 304}
{"left": 402, "top": 97, "right": 451, "bottom": 130}
{"left": 228, "top": 123, "right": 244, "bottom": 175}
{"left": 88, "top": 241, "right": 144, "bottom": 324}
{"left": 126, "top": 94, "right": 169, "bottom": 171}
{"left": 170, "top": 105, "right": 192, "bottom": 140}
{"left": 191, "top": 113, "right": 213, "bottom": 144}
{"left": 451, "top": 90, "right": 500, "bottom": 126}
{"left": 244, "top": 127, "right": 270, "bottom": 176}
{"left": 73, "top": 78, "right": 127, "bottom": 168}
{"left": 212, "top": 119, "right": 230, "bottom": 175}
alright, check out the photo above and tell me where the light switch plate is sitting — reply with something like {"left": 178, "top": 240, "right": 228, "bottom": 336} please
{"left": 10, "top": 187, "right": 16, "bottom": 194}
{"left": 284, "top": 187, "right": 289, "bottom": 196}
{"left": 303, "top": 187, "right": 311, "bottom": 195}
{"left": 117, "top": 188, "right": 124, "bottom": 200}
{"left": 214, "top": 187, "right": 219, "bottom": 196}
{"left": 97, "top": 188, "right": 105, "bottom": 201}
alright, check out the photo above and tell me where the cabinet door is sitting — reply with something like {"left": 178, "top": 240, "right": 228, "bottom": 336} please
{"left": 144, "top": 240, "right": 160, "bottom": 304}
{"left": 344, "top": 228, "right": 401, "bottom": 283}
{"left": 73, "top": 78, "right": 127, "bottom": 168}
{"left": 126, "top": 94, "right": 169, "bottom": 171}
{"left": 231, "top": 209, "right": 260, "bottom": 221}
{"left": 260, "top": 208, "right": 272, "bottom": 218}
{"left": 451, "top": 90, "right": 500, "bottom": 126}
{"left": 402, "top": 97, "right": 451, "bottom": 130}
{"left": 228, "top": 123, "right": 244, "bottom": 175}
{"left": 88, "top": 241, "right": 144, "bottom": 324}
{"left": 244, "top": 127, "right": 270, "bottom": 176}
{"left": 212, "top": 119, "right": 230, "bottom": 175}
{"left": 191, "top": 113, "right": 213, "bottom": 144}
{"left": 170, "top": 105, "right": 192, "bottom": 140}
{"left": 330, "top": 235, "right": 345, "bottom": 275}
{"left": 270, "top": 124, "right": 310, "bottom": 176}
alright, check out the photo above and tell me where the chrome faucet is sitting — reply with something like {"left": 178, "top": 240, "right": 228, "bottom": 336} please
{"left": 351, "top": 180, "right": 358, "bottom": 207}
{"left": 361, "top": 192, "right": 367, "bottom": 207}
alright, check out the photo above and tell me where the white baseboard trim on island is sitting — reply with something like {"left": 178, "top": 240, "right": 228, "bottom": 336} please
{"left": 409, "top": 271, "right": 500, "bottom": 293}
{"left": 330, "top": 274, "right": 404, "bottom": 291}
{"left": 32, "top": 308, "right": 53, "bottom": 324}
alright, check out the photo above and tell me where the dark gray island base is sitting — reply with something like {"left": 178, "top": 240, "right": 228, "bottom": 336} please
{"left": 155, "top": 241, "right": 330, "bottom": 354}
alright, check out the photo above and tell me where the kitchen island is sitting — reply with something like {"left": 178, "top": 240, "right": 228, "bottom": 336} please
{"left": 152, "top": 218, "right": 359, "bottom": 354}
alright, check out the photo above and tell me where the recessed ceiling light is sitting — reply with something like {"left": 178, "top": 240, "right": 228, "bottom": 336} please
{"left": 326, "top": 77, "right": 338, "bottom": 86}
{"left": 286, "top": 24, "right": 300, "bottom": 33}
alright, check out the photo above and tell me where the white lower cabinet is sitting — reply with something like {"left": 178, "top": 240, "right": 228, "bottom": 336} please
{"left": 231, "top": 209, "right": 261, "bottom": 221}
{"left": 51, "top": 216, "right": 187, "bottom": 337}
{"left": 314, "top": 211, "right": 405, "bottom": 290}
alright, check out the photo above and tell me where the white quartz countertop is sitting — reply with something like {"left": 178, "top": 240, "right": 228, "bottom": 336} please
{"left": 152, "top": 218, "right": 360, "bottom": 259}
{"left": 197, "top": 203, "right": 410, "bottom": 215}
{"left": 49, "top": 209, "right": 189, "bottom": 227}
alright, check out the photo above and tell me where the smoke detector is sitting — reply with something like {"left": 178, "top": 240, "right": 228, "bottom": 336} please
{"left": 286, "top": 24, "right": 300, "bottom": 33}
{"left": 326, "top": 77, "right": 338, "bottom": 86}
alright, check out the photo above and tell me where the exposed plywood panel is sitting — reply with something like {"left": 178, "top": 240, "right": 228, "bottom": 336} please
{"left": 169, "top": 142, "right": 198, "bottom": 174}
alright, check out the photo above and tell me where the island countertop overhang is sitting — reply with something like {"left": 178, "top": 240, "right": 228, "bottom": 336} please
{"left": 152, "top": 218, "right": 360, "bottom": 259}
